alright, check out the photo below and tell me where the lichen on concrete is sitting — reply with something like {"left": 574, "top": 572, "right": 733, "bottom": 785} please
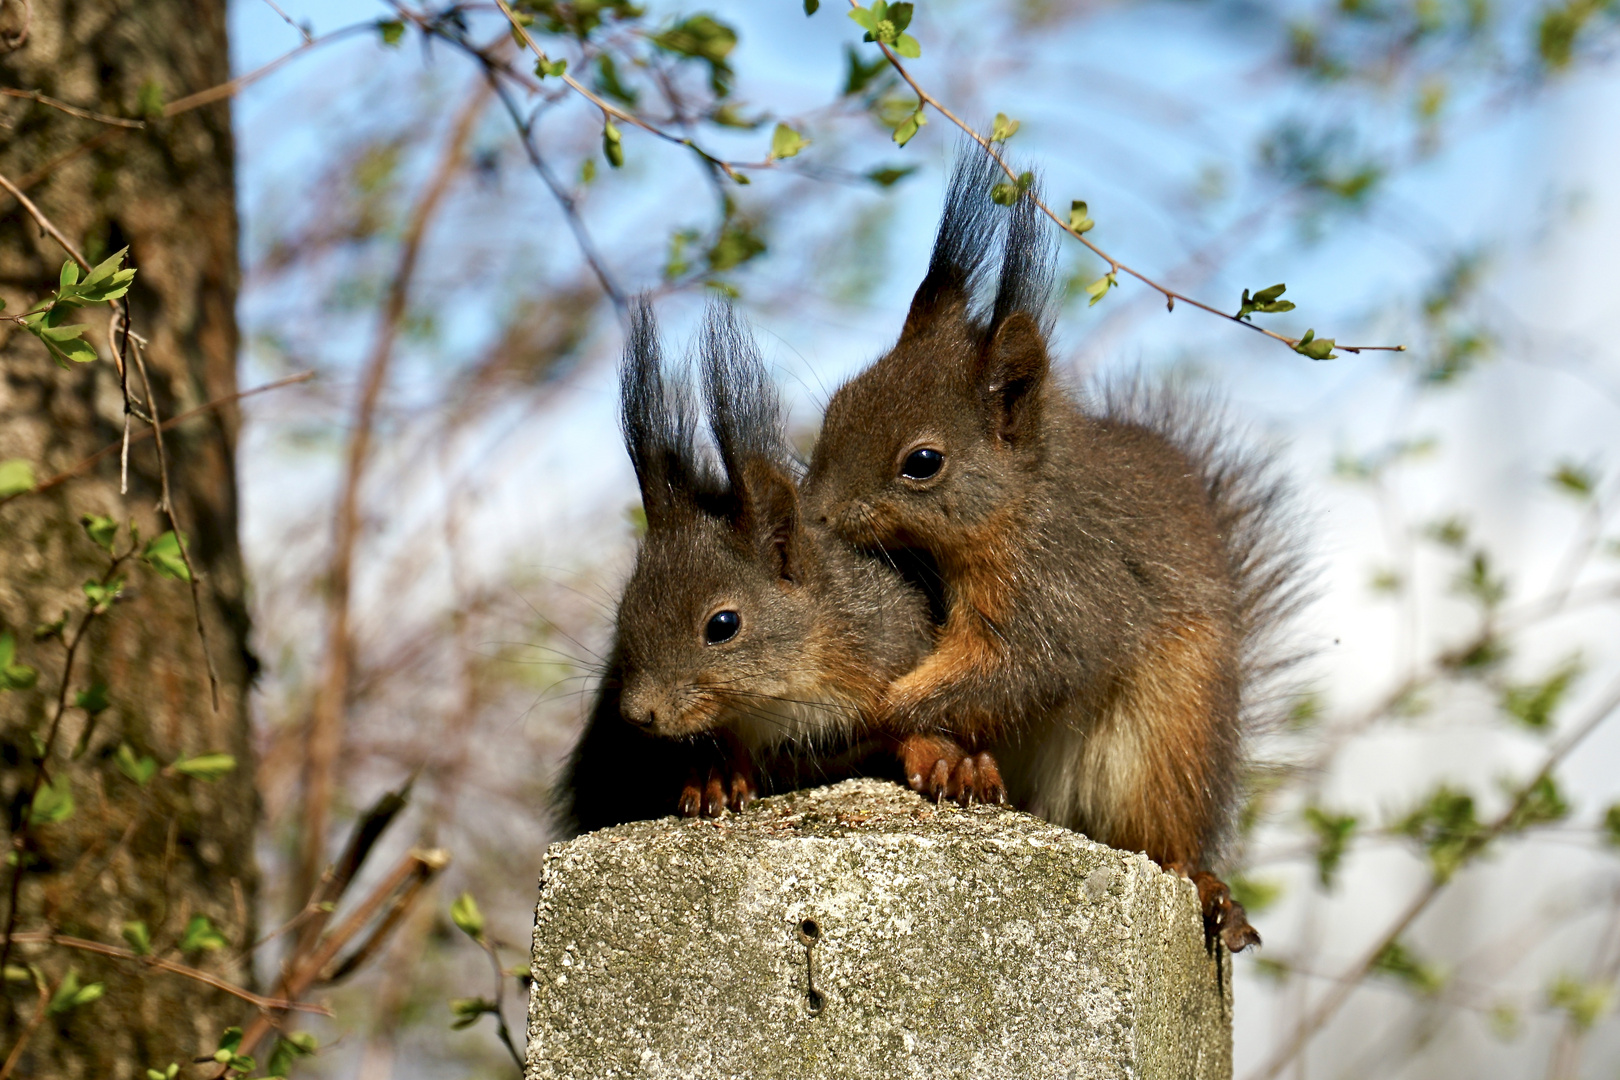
{"left": 527, "top": 779, "right": 1231, "bottom": 1080}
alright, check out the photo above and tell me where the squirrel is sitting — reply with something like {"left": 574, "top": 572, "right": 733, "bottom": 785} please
{"left": 556, "top": 300, "right": 938, "bottom": 834}
{"left": 799, "top": 151, "right": 1307, "bottom": 952}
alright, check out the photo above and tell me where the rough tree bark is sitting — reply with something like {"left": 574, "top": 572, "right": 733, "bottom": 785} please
{"left": 0, "top": 1, "right": 255, "bottom": 1077}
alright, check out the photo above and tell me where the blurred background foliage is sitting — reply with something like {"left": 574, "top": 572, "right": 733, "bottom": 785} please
{"left": 6, "top": 0, "right": 1620, "bottom": 1075}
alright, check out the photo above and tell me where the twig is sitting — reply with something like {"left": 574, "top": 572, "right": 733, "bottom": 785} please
{"left": 0, "top": 970, "right": 50, "bottom": 1080}
{"left": 0, "top": 87, "right": 144, "bottom": 128}
{"left": 6, "top": 931, "right": 330, "bottom": 1015}
{"left": 258, "top": 0, "right": 312, "bottom": 43}
{"left": 226, "top": 848, "right": 450, "bottom": 1069}
{"left": 0, "top": 371, "right": 315, "bottom": 510}
{"left": 0, "top": 170, "right": 89, "bottom": 269}
{"left": 127, "top": 335, "right": 222, "bottom": 711}
{"left": 1245, "top": 676, "right": 1620, "bottom": 1080}
{"left": 479, "top": 937, "right": 526, "bottom": 1074}
{"left": 0, "top": 554, "right": 131, "bottom": 978}
{"left": 161, "top": 23, "right": 375, "bottom": 118}
{"left": 845, "top": 2, "right": 1404, "bottom": 358}
{"left": 296, "top": 79, "right": 489, "bottom": 912}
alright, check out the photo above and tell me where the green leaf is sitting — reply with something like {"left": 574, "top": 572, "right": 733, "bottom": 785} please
{"left": 990, "top": 171, "right": 1034, "bottom": 207}
{"left": 172, "top": 753, "right": 237, "bottom": 781}
{"left": 30, "top": 775, "right": 75, "bottom": 825}
{"left": 378, "top": 19, "right": 405, "bottom": 46}
{"left": 141, "top": 530, "right": 191, "bottom": 580}
{"left": 1085, "top": 272, "right": 1117, "bottom": 307}
{"left": 866, "top": 165, "right": 916, "bottom": 188}
{"left": 73, "top": 246, "right": 134, "bottom": 302}
{"left": 769, "top": 123, "right": 807, "bottom": 162}
{"left": 892, "top": 107, "right": 926, "bottom": 147}
{"left": 137, "top": 80, "right": 165, "bottom": 120}
{"left": 535, "top": 56, "right": 568, "bottom": 79}
{"left": 804, "top": 0, "right": 820, "bottom": 12}
{"left": 1227, "top": 875, "right": 1283, "bottom": 915}
{"left": 82, "top": 576, "right": 125, "bottom": 612}
{"left": 1067, "top": 200, "right": 1094, "bottom": 234}
{"left": 122, "top": 920, "right": 152, "bottom": 956}
{"left": 75, "top": 681, "right": 110, "bottom": 715}
{"left": 1548, "top": 974, "right": 1611, "bottom": 1030}
{"left": 1503, "top": 774, "right": 1571, "bottom": 832}
{"left": 593, "top": 54, "right": 638, "bottom": 107}
{"left": 1453, "top": 550, "right": 1507, "bottom": 610}
{"left": 602, "top": 120, "right": 624, "bottom": 169}
{"left": 1302, "top": 806, "right": 1357, "bottom": 888}
{"left": 842, "top": 45, "right": 889, "bottom": 96}
{"left": 1550, "top": 461, "right": 1596, "bottom": 498}
{"left": 1372, "top": 940, "right": 1446, "bottom": 994}
{"left": 266, "top": 1032, "right": 318, "bottom": 1078}
{"left": 81, "top": 513, "right": 118, "bottom": 554}
{"left": 0, "top": 630, "right": 38, "bottom": 692}
{"left": 1395, "top": 785, "right": 1483, "bottom": 881}
{"left": 145, "top": 1066, "right": 180, "bottom": 1080}
{"left": 1292, "top": 329, "right": 1337, "bottom": 361}
{"left": 706, "top": 222, "right": 766, "bottom": 273}
{"left": 991, "top": 113, "right": 1020, "bottom": 141}
{"left": 449, "top": 996, "right": 497, "bottom": 1030}
{"left": 116, "top": 743, "right": 158, "bottom": 786}
{"left": 59, "top": 260, "right": 80, "bottom": 291}
{"left": 892, "top": 33, "right": 921, "bottom": 58}
{"left": 450, "top": 892, "right": 485, "bottom": 939}
{"left": 1502, "top": 659, "right": 1581, "bottom": 731}
{"left": 47, "top": 968, "right": 105, "bottom": 1014}
{"left": 651, "top": 14, "right": 738, "bottom": 95}
{"left": 181, "top": 914, "right": 227, "bottom": 953}
{"left": 216, "top": 1028, "right": 244, "bottom": 1056}
{"left": 1237, "top": 283, "right": 1297, "bottom": 321}
{"left": 0, "top": 459, "right": 36, "bottom": 498}
{"left": 848, "top": 6, "right": 878, "bottom": 32}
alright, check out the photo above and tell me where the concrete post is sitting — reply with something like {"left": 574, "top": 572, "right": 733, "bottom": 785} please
{"left": 527, "top": 779, "right": 1231, "bottom": 1079}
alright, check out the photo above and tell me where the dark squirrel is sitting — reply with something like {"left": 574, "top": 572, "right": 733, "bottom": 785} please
{"left": 556, "top": 301, "right": 936, "bottom": 834}
{"left": 800, "top": 153, "right": 1307, "bottom": 951}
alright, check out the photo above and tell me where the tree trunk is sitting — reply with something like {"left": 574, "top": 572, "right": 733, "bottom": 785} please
{"left": 0, "top": 2, "right": 255, "bottom": 1077}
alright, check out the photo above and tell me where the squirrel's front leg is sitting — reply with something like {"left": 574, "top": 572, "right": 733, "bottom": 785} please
{"left": 676, "top": 729, "right": 757, "bottom": 818}
{"left": 1165, "top": 863, "right": 1261, "bottom": 953}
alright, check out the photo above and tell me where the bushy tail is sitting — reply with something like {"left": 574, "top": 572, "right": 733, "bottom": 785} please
{"left": 1096, "top": 376, "right": 1315, "bottom": 861}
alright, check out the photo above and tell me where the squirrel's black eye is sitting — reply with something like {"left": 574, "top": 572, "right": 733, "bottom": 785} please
{"left": 900, "top": 447, "right": 944, "bottom": 480}
{"left": 704, "top": 610, "right": 741, "bottom": 645}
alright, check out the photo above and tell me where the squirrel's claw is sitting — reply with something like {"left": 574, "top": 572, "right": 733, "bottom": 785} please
{"left": 899, "top": 734, "right": 1008, "bottom": 808}
{"left": 677, "top": 754, "right": 758, "bottom": 819}
{"left": 1187, "top": 871, "right": 1261, "bottom": 954}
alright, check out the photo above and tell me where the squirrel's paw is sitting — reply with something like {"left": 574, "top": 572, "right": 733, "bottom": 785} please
{"left": 899, "top": 735, "right": 1007, "bottom": 808}
{"left": 1189, "top": 871, "right": 1261, "bottom": 953}
{"left": 677, "top": 760, "right": 756, "bottom": 818}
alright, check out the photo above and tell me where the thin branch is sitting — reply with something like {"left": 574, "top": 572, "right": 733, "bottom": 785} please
{"left": 258, "top": 0, "right": 312, "bottom": 43}
{"left": 161, "top": 22, "right": 375, "bottom": 118}
{"left": 296, "top": 79, "right": 490, "bottom": 909}
{"left": 845, "top": 4, "right": 1405, "bottom": 358}
{"left": 0, "top": 371, "right": 315, "bottom": 511}
{"left": 227, "top": 848, "right": 450, "bottom": 1069}
{"left": 0, "top": 170, "right": 89, "bottom": 269}
{"left": 6, "top": 932, "right": 331, "bottom": 1015}
{"left": 0, "top": 971, "right": 50, "bottom": 1080}
{"left": 0, "top": 87, "right": 145, "bottom": 128}
{"left": 0, "top": 554, "right": 130, "bottom": 978}
{"left": 127, "top": 335, "right": 222, "bottom": 711}
{"left": 480, "top": 937, "right": 526, "bottom": 1074}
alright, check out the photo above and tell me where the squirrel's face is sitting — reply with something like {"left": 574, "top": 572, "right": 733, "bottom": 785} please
{"left": 804, "top": 312, "right": 1049, "bottom": 552}
{"left": 616, "top": 510, "right": 823, "bottom": 739}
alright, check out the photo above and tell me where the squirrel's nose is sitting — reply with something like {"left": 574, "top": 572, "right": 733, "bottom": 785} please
{"left": 620, "top": 683, "right": 663, "bottom": 729}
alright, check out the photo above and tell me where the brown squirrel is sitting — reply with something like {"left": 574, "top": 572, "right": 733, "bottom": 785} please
{"left": 800, "top": 153, "right": 1306, "bottom": 951}
{"left": 556, "top": 301, "right": 938, "bottom": 834}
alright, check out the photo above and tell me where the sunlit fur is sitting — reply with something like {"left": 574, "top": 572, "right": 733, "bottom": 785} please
{"left": 802, "top": 150, "right": 1308, "bottom": 872}
{"left": 556, "top": 301, "right": 935, "bottom": 834}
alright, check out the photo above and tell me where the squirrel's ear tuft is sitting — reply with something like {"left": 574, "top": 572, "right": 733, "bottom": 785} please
{"left": 978, "top": 310, "right": 1048, "bottom": 443}
{"left": 620, "top": 298, "right": 701, "bottom": 528}
{"left": 901, "top": 146, "right": 1002, "bottom": 336}
{"left": 737, "top": 458, "right": 805, "bottom": 583}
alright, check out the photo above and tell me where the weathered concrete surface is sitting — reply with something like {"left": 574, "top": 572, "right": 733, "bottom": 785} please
{"left": 527, "top": 779, "right": 1231, "bottom": 1080}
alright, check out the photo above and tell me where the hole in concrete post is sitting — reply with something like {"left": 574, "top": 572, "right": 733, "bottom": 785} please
{"left": 805, "top": 987, "right": 825, "bottom": 1015}
{"left": 797, "top": 916, "right": 824, "bottom": 1015}
{"left": 798, "top": 918, "right": 820, "bottom": 944}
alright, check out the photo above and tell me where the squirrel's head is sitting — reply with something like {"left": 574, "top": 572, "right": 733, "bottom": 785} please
{"left": 615, "top": 301, "right": 827, "bottom": 739}
{"left": 805, "top": 151, "right": 1057, "bottom": 551}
